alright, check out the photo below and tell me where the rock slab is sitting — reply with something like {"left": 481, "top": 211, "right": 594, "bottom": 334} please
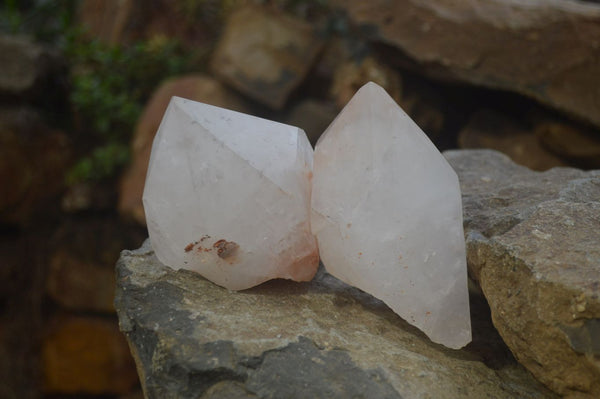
{"left": 446, "top": 149, "right": 600, "bottom": 398}
{"left": 334, "top": 0, "right": 600, "bottom": 129}
{"left": 116, "top": 240, "right": 555, "bottom": 399}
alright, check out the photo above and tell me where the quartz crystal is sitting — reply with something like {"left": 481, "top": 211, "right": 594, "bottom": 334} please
{"left": 143, "top": 97, "right": 319, "bottom": 290}
{"left": 311, "top": 82, "right": 471, "bottom": 349}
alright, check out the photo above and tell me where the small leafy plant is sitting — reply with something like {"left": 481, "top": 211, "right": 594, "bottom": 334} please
{"left": 1, "top": 0, "right": 206, "bottom": 184}
{"left": 65, "top": 36, "right": 201, "bottom": 184}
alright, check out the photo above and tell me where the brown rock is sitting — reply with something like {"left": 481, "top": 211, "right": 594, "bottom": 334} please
{"left": 0, "top": 35, "right": 63, "bottom": 98}
{"left": 331, "top": 56, "right": 402, "bottom": 109}
{"left": 333, "top": 0, "right": 600, "bottom": 129}
{"left": 447, "top": 149, "right": 600, "bottom": 398}
{"left": 458, "top": 109, "right": 567, "bottom": 170}
{"left": 397, "top": 78, "right": 446, "bottom": 144}
{"left": 42, "top": 315, "right": 138, "bottom": 395}
{"left": 211, "top": 5, "right": 324, "bottom": 109}
{"left": 77, "top": 0, "right": 226, "bottom": 47}
{"left": 47, "top": 216, "right": 145, "bottom": 312}
{"left": 119, "top": 390, "right": 145, "bottom": 399}
{"left": 77, "top": 0, "right": 135, "bottom": 45}
{"left": 535, "top": 122, "right": 600, "bottom": 168}
{"left": 312, "top": 36, "right": 354, "bottom": 82}
{"left": 0, "top": 107, "right": 71, "bottom": 225}
{"left": 0, "top": 229, "right": 49, "bottom": 399}
{"left": 118, "top": 75, "right": 249, "bottom": 224}
{"left": 332, "top": 60, "right": 445, "bottom": 144}
{"left": 47, "top": 250, "right": 116, "bottom": 313}
{"left": 284, "top": 99, "right": 338, "bottom": 146}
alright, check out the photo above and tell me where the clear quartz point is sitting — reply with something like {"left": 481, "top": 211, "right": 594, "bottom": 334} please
{"left": 143, "top": 97, "right": 319, "bottom": 290}
{"left": 311, "top": 82, "right": 471, "bottom": 349}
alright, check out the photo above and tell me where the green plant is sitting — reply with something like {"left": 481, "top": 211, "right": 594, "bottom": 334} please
{"left": 66, "top": 141, "right": 130, "bottom": 184}
{"left": 0, "top": 0, "right": 76, "bottom": 43}
{"left": 65, "top": 35, "right": 202, "bottom": 184}
{"left": 2, "top": 1, "right": 206, "bottom": 185}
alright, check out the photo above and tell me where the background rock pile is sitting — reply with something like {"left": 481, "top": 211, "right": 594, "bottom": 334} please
{"left": 1, "top": 1, "right": 599, "bottom": 398}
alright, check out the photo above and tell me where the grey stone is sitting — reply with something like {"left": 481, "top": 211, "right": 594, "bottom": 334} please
{"left": 115, "top": 239, "right": 555, "bottom": 399}
{"left": 446, "top": 149, "right": 600, "bottom": 398}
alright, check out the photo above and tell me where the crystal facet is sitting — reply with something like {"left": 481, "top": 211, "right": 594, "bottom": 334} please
{"left": 143, "top": 97, "right": 319, "bottom": 290}
{"left": 311, "top": 82, "right": 471, "bottom": 349}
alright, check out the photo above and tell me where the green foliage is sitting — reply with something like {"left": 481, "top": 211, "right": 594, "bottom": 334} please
{"left": 65, "top": 35, "right": 202, "bottom": 183}
{"left": 66, "top": 142, "right": 130, "bottom": 185}
{"left": 68, "top": 37, "right": 193, "bottom": 139}
{"left": 1, "top": 0, "right": 331, "bottom": 185}
{"left": 0, "top": 0, "right": 76, "bottom": 44}
{"left": 1, "top": 1, "right": 204, "bottom": 184}
{"left": 65, "top": 36, "right": 201, "bottom": 184}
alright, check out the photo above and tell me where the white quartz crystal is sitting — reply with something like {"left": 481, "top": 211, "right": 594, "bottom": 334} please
{"left": 143, "top": 97, "right": 319, "bottom": 290}
{"left": 311, "top": 82, "right": 471, "bottom": 349}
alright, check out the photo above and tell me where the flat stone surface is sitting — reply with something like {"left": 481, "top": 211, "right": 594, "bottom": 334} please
{"left": 333, "top": 0, "right": 600, "bottom": 129}
{"left": 447, "top": 149, "right": 600, "bottom": 398}
{"left": 115, "top": 240, "right": 556, "bottom": 399}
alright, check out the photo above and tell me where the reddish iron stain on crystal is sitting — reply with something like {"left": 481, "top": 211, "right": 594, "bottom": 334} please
{"left": 144, "top": 97, "right": 318, "bottom": 291}
{"left": 213, "top": 239, "right": 239, "bottom": 259}
{"left": 186, "top": 238, "right": 239, "bottom": 258}
{"left": 185, "top": 236, "right": 214, "bottom": 253}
